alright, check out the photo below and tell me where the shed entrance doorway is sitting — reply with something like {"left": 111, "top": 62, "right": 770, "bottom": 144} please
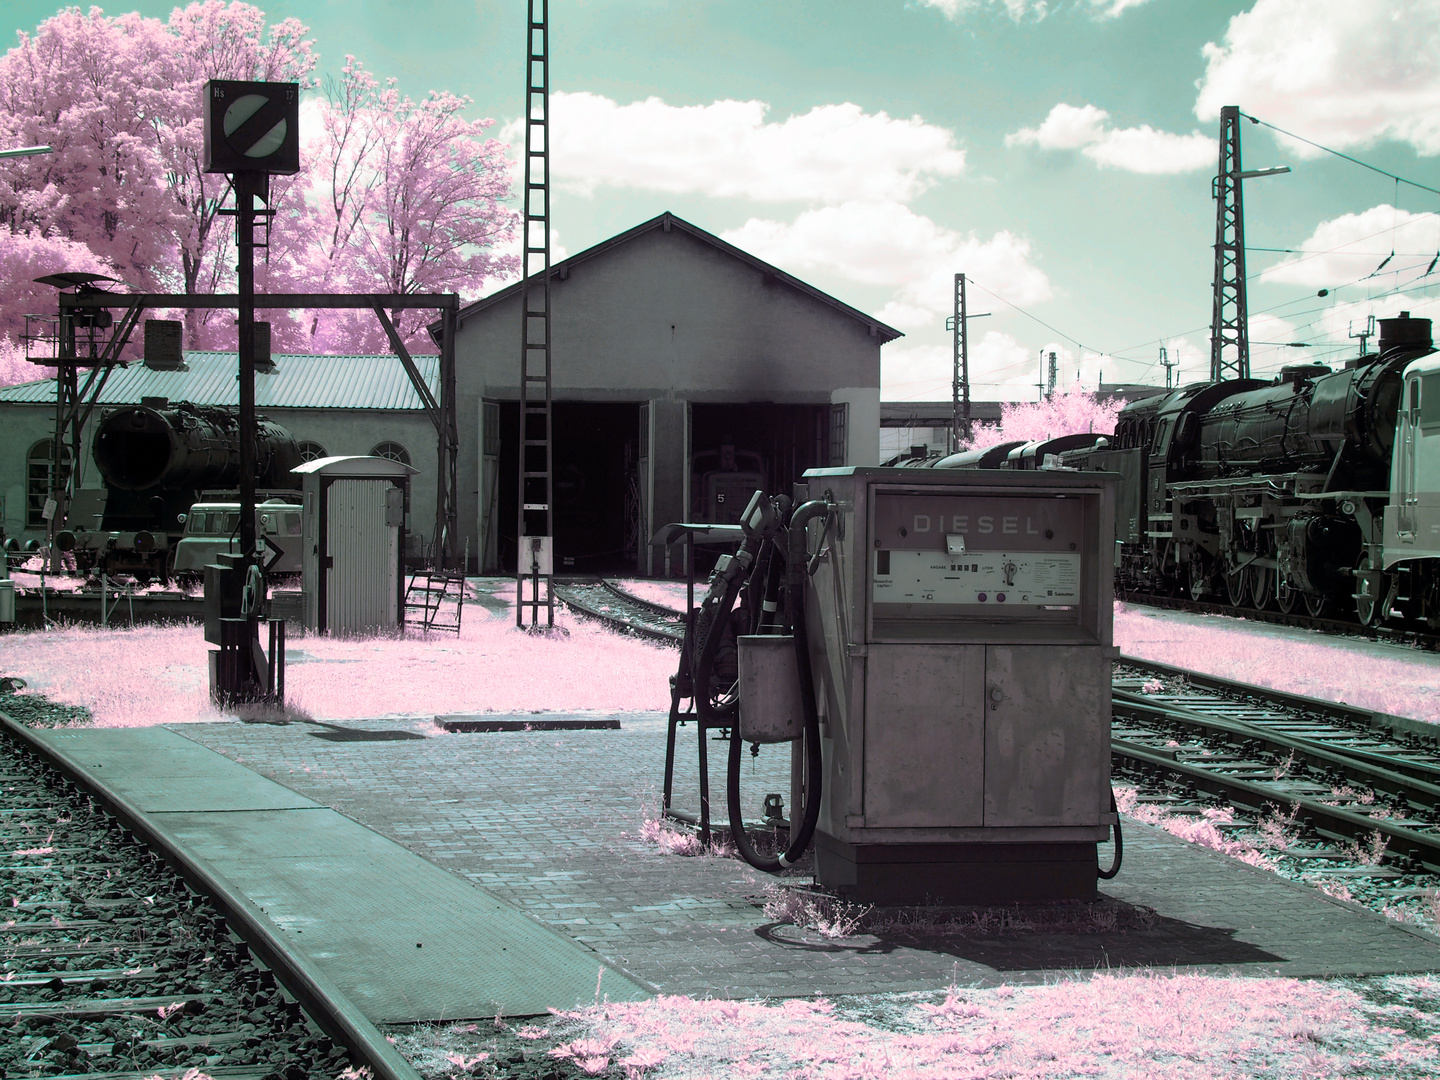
{"left": 496, "top": 402, "right": 642, "bottom": 575}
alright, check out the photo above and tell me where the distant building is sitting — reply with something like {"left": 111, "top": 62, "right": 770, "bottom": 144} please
{"left": 0, "top": 353, "right": 437, "bottom": 555}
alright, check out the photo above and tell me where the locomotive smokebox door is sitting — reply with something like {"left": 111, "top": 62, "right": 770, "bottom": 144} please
{"left": 204, "top": 80, "right": 300, "bottom": 175}
{"left": 800, "top": 466, "right": 1118, "bottom": 905}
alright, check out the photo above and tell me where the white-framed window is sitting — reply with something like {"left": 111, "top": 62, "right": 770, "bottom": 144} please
{"left": 297, "top": 441, "right": 328, "bottom": 462}
{"left": 371, "top": 441, "right": 411, "bottom": 466}
{"left": 26, "top": 440, "right": 70, "bottom": 528}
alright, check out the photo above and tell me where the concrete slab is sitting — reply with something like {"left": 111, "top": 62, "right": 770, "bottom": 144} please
{"left": 33, "top": 726, "right": 651, "bottom": 1022}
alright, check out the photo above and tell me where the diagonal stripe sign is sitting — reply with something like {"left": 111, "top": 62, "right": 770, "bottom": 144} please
{"left": 224, "top": 94, "right": 291, "bottom": 160}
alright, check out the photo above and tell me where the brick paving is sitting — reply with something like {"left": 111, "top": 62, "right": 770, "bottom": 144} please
{"left": 175, "top": 712, "right": 1440, "bottom": 999}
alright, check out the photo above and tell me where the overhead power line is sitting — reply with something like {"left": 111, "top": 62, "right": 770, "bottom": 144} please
{"left": 1241, "top": 113, "right": 1440, "bottom": 199}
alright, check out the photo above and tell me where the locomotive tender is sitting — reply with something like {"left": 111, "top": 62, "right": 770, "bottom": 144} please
{"left": 57, "top": 400, "right": 301, "bottom": 582}
{"left": 934, "top": 313, "right": 1439, "bottom": 629}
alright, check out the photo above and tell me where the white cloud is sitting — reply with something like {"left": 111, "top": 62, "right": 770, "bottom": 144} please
{"left": 507, "top": 92, "right": 966, "bottom": 205}
{"left": 721, "top": 201, "right": 1051, "bottom": 323}
{"left": 1007, "top": 103, "right": 1215, "bottom": 174}
{"left": 916, "top": 0, "right": 1152, "bottom": 22}
{"left": 1196, "top": 0, "right": 1440, "bottom": 157}
{"left": 1260, "top": 205, "right": 1440, "bottom": 288}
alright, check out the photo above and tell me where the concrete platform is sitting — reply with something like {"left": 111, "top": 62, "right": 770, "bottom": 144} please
{"left": 32, "top": 726, "right": 651, "bottom": 1023}
{"left": 158, "top": 712, "right": 1440, "bottom": 999}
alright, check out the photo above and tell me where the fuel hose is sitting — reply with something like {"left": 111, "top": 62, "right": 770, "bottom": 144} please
{"left": 721, "top": 499, "right": 829, "bottom": 872}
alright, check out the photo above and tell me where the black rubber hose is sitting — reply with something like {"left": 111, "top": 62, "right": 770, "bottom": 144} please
{"left": 1098, "top": 787, "right": 1123, "bottom": 879}
{"left": 726, "top": 500, "right": 829, "bottom": 872}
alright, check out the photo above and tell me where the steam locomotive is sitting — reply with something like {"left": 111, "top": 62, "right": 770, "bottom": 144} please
{"left": 56, "top": 401, "right": 301, "bottom": 582}
{"left": 927, "top": 312, "right": 1440, "bottom": 629}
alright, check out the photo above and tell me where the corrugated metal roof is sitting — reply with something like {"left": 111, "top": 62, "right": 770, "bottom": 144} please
{"left": 0, "top": 352, "right": 439, "bottom": 410}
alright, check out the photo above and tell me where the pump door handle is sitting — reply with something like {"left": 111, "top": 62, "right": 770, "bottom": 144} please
{"left": 989, "top": 686, "right": 1003, "bottom": 710}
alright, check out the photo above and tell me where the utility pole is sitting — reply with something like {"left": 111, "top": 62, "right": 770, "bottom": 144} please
{"left": 1210, "top": 105, "right": 1289, "bottom": 381}
{"left": 949, "top": 274, "right": 968, "bottom": 453}
{"left": 517, "top": 0, "right": 555, "bottom": 629}
{"left": 944, "top": 275, "right": 990, "bottom": 453}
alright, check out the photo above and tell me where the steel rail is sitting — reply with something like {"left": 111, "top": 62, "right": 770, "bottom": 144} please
{"left": 1110, "top": 739, "right": 1440, "bottom": 873}
{"left": 0, "top": 712, "right": 422, "bottom": 1080}
{"left": 552, "top": 581, "right": 683, "bottom": 644}
{"left": 1113, "top": 691, "right": 1440, "bottom": 805}
{"left": 601, "top": 579, "right": 692, "bottom": 621}
{"left": 1118, "top": 654, "right": 1440, "bottom": 746}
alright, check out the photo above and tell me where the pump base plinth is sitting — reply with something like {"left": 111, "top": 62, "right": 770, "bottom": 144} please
{"left": 814, "top": 831, "right": 1099, "bottom": 905}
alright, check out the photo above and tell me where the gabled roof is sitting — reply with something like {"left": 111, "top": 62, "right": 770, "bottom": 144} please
{"left": 451, "top": 211, "right": 904, "bottom": 344}
{"left": 0, "top": 352, "right": 438, "bottom": 411}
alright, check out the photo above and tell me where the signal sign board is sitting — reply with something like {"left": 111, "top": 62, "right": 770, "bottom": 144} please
{"left": 204, "top": 80, "right": 299, "bottom": 175}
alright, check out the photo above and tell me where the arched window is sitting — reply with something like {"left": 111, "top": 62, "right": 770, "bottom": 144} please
{"left": 371, "top": 441, "right": 411, "bottom": 466}
{"left": 26, "top": 440, "right": 70, "bottom": 529}
{"left": 297, "top": 441, "right": 327, "bottom": 463}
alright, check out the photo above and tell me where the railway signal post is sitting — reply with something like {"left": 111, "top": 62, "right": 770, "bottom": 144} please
{"left": 203, "top": 79, "right": 299, "bottom": 707}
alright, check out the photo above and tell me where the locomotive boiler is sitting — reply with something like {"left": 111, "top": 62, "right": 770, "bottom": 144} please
{"left": 57, "top": 401, "right": 301, "bottom": 581}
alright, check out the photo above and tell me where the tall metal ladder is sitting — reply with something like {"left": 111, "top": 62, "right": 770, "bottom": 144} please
{"left": 517, "top": 0, "right": 554, "bottom": 628}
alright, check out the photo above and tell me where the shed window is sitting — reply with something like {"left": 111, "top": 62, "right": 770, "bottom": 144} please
{"left": 26, "top": 440, "right": 70, "bottom": 529}
{"left": 828, "top": 403, "right": 848, "bottom": 466}
{"left": 298, "top": 441, "right": 327, "bottom": 462}
{"left": 372, "top": 441, "right": 411, "bottom": 466}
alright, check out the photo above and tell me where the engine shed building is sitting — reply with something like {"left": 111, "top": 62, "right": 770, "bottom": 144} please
{"left": 449, "top": 211, "right": 900, "bottom": 575}
{"left": 0, "top": 353, "right": 440, "bottom": 558}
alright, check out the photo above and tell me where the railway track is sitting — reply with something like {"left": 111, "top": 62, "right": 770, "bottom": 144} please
{"left": 553, "top": 579, "right": 687, "bottom": 644}
{"left": 1111, "top": 658, "right": 1440, "bottom": 883}
{"left": 0, "top": 714, "right": 418, "bottom": 1080}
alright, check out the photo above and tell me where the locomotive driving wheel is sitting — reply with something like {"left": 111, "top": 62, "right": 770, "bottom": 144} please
{"left": 1275, "top": 577, "right": 1300, "bottom": 614}
{"left": 1303, "top": 591, "right": 1334, "bottom": 619}
{"left": 1354, "top": 551, "right": 1391, "bottom": 628}
{"left": 1249, "top": 565, "right": 1273, "bottom": 609}
{"left": 1224, "top": 566, "right": 1247, "bottom": 607}
{"left": 1187, "top": 554, "right": 1210, "bottom": 601}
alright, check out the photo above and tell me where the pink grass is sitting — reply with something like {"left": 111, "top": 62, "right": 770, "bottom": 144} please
{"left": 1116, "top": 604, "right": 1440, "bottom": 726}
{"left": 552, "top": 973, "right": 1440, "bottom": 1080}
{"left": 1, "top": 592, "right": 676, "bottom": 726}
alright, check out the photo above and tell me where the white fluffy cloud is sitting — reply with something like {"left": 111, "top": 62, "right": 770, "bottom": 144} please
{"left": 721, "top": 201, "right": 1051, "bottom": 324}
{"left": 1260, "top": 205, "right": 1440, "bottom": 288}
{"left": 516, "top": 92, "right": 966, "bottom": 205}
{"left": 882, "top": 330, "right": 1047, "bottom": 400}
{"left": 1196, "top": 0, "right": 1440, "bottom": 157}
{"left": 1006, "top": 103, "right": 1215, "bottom": 173}
{"left": 916, "top": 0, "right": 1152, "bottom": 21}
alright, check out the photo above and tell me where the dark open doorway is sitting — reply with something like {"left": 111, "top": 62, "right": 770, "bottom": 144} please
{"left": 496, "top": 401, "right": 642, "bottom": 575}
{"left": 689, "top": 403, "right": 832, "bottom": 523}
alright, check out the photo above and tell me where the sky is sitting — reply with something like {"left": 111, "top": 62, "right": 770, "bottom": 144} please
{"left": 7, "top": 0, "right": 1440, "bottom": 401}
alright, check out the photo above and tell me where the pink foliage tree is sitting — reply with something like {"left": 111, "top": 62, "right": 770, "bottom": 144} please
{"left": 260, "top": 57, "right": 518, "bottom": 353}
{"left": 963, "top": 387, "right": 1125, "bottom": 451}
{"left": 0, "top": 2, "right": 517, "bottom": 364}
{"left": 0, "top": 230, "right": 119, "bottom": 386}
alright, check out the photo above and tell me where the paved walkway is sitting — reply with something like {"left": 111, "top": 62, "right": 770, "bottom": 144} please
{"left": 172, "top": 711, "right": 1440, "bottom": 1002}
{"left": 31, "top": 725, "right": 649, "bottom": 1023}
